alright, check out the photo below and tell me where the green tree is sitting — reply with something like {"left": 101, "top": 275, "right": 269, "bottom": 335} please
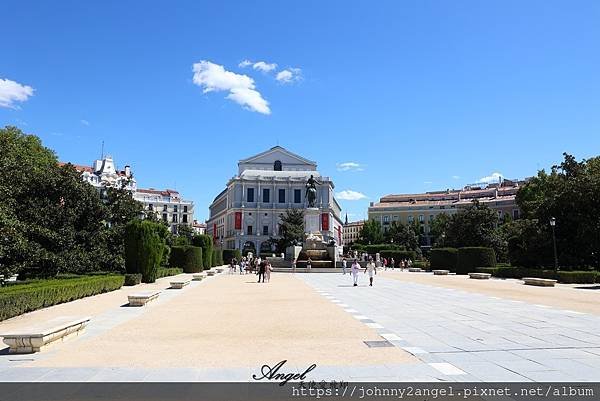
{"left": 358, "top": 219, "right": 384, "bottom": 245}
{"left": 384, "top": 221, "right": 419, "bottom": 251}
{"left": 271, "top": 209, "right": 304, "bottom": 252}
{"left": 124, "top": 219, "right": 165, "bottom": 283}
{"left": 192, "top": 234, "right": 213, "bottom": 269}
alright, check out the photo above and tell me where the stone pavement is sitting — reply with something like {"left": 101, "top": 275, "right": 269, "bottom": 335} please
{"left": 299, "top": 272, "right": 600, "bottom": 381}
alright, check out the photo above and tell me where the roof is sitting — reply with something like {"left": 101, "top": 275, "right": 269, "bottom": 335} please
{"left": 238, "top": 146, "right": 317, "bottom": 166}
{"left": 239, "top": 169, "right": 321, "bottom": 179}
{"left": 136, "top": 188, "right": 180, "bottom": 196}
{"left": 58, "top": 162, "right": 93, "bottom": 173}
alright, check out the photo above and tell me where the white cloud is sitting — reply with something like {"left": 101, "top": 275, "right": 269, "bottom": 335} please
{"left": 253, "top": 61, "right": 277, "bottom": 72}
{"left": 0, "top": 78, "right": 34, "bottom": 109}
{"left": 336, "top": 190, "right": 368, "bottom": 201}
{"left": 478, "top": 172, "right": 504, "bottom": 184}
{"left": 276, "top": 68, "right": 302, "bottom": 84}
{"left": 192, "top": 60, "right": 270, "bottom": 115}
{"left": 424, "top": 181, "right": 433, "bottom": 184}
{"left": 80, "top": 119, "right": 90, "bottom": 126}
{"left": 238, "top": 60, "right": 277, "bottom": 73}
{"left": 337, "top": 162, "right": 364, "bottom": 172}
{"left": 452, "top": 175, "right": 460, "bottom": 180}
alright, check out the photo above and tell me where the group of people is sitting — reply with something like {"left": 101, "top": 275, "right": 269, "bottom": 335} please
{"left": 228, "top": 256, "right": 273, "bottom": 283}
{"left": 340, "top": 256, "right": 414, "bottom": 287}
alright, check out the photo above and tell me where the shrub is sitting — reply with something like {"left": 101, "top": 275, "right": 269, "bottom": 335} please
{"left": 124, "top": 220, "right": 165, "bottom": 283}
{"left": 430, "top": 248, "right": 458, "bottom": 271}
{"left": 211, "top": 249, "right": 217, "bottom": 267}
{"left": 192, "top": 234, "right": 213, "bottom": 270}
{"left": 0, "top": 275, "right": 124, "bottom": 321}
{"left": 364, "top": 244, "right": 404, "bottom": 254}
{"left": 215, "top": 249, "right": 223, "bottom": 266}
{"left": 457, "top": 247, "right": 496, "bottom": 275}
{"left": 156, "top": 267, "right": 183, "bottom": 278}
{"left": 493, "top": 267, "right": 597, "bottom": 284}
{"left": 557, "top": 271, "right": 597, "bottom": 284}
{"left": 475, "top": 267, "right": 500, "bottom": 275}
{"left": 379, "top": 250, "right": 417, "bottom": 267}
{"left": 169, "top": 246, "right": 203, "bottom": 273}
{"left": 124, "top": 273, "right": 142, "bottom": 286}
{"left": 222, "top": 249, "right": 242, "bottom": 265}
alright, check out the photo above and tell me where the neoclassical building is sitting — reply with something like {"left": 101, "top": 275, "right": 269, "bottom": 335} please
{"left": 206, "top": 146, "right": 343, "bottom": 254}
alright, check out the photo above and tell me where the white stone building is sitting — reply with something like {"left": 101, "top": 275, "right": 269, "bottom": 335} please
{"left": 133, "top": 188, "right": 194, "bottom": 233}
{"left": 60, "top": 156, "right": 136, "bottom": 192}
{"left": 206, "top": 146, "right": 343, "bottom": 254}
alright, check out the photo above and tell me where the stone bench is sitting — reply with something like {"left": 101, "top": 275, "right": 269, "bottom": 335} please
{"left": 1, "top": 316, "right": 90, "bottom": 354}
{"left": 523, "top": 277, "right": 557, "bottom": 287}
{"left": 216, "top": 267, "right": 225, "bottom": 273}
{"left": 408, "top": 268, "right": 423, "bottom": 273}
{"left": 433, "top": 270, "right": 450, "bottom": 275}
{"left": 206, "top": 270, "right": 216, "bottom": 276}
{"left": 170, "top": 280, "right": 190, "bottom": 289}
{"left": 192, "top": 273, "right": 206, "bottom": 281}
{"left": 469, "top": 272, "right": 491, "bottom": 280}
{"left": 128, "top": 290, "right": 161, "bottom": 306}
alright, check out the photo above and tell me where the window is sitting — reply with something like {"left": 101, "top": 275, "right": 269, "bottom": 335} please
{"left": 419, "top": 215, "right": 424, "bottom": 223}
{"left": 513, "top": 209, "right": 520, "bottom": 219}
{"left": 173, "top": 205, "right": 178, "bottom": 213}
{"left": 247, "top": 225, "right": 253, "bottom": 235}
{"left": 172, "top": 214, "right": 178, "bottom": 223}
{"left": 498, "top": 210, "right": 503, "bottom": 218}
{"left": 162, "top": 213, "right": 168, "bottom": 221}
{"left": 294, "top": 189, "right": 301, "bottom": 203}
{"left": 274, "top": 160, "right": 282, "bottom": 171}
{"left": 163, "top": 205, "right": 167, "bottom": 212}
{"left": 408, "top": 215, "right": 414, "bottom": 223}
{"left": 148, "top": 204, "right": 153, "bottom": 211}
{"left": 429, "top": 215, "right": 434, "bottom": 222}
{"left": 183, "top": 206, "right": 188, "bottom": 213}
{"left": 182, "top": 214, "right": 188, "bottom": 223}
{"left": 247, "top": 188, "right": 254, "bottom": 202}
{"left": 383, "top": 215, "right": 389, "bottom": 224}
{"left": 263, "top": 225, "right": 269, "bottom": 235}
{"left": 263, "top": 188, "right": 270, "bottom": 203}
{"left": 278, "top": 188, "right": 285, "bottom": 203}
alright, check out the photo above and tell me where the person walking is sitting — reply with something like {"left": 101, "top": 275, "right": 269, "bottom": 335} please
{"left": 364, "top": 257, "right": 377, "bottom": 286}
{"left": 342, "top": 257, "right": 347, "bottom": 275}
{"left": 383, "top": 257, "right": 388, "bottom": 271}
{"left": 240, "top": 258, "right": 245, "bottom": 274}
{"left": 390, "top": 257, "right": 395, "bottom": 270}
{"left": 307, "top": 258, "right": 312, "bottom": 271}
{"left": 351, "top": 258, "right": 360, "bottom": 286}
{"left": 265, "top": 259, "right": 272, "bottom": 283}
{"left": 291, "top": 257, "right": 297, "bottom": 274}
{"left": 257, "top": 259, "right": 266, "bottom": 283}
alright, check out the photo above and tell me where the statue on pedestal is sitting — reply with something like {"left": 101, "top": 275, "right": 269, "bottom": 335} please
{"left": 305, "top": 174, "right": 320, "bottom": 208}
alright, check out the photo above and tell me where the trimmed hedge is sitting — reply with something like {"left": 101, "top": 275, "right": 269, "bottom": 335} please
{"left": 457, "top": 247, "right": 496, "bottom": 275}
{"left": 124, "top": 274, "right": 142, "bottom": 286}
{"left": 156, "top": 267, "right": 183, "bottom": 279}
{"left": 223, "top": 249, "right": 242, "bottom": 265}
{"left": 0, "top": 275, "right": 125, "bottom": 321}
{"left": 169, "top": 246, "right": 203, "bottom": 273}
{"left": 430, "top": 248, "right": 458, "bottom": 271}
{"left": 493, "top": 267, "right": 598, "bottom": 284}
{"left": 363, "top": 244, "right": 404, "bottom": 254}
{"left": 379, "top": 250, "right": 417, "bottom": 267}
{"left": 191, "top": 234, "right": 213, "bottom": 270}
{"left": 124, "top": 220, "right": 165, "bottom": 283}
{"left": 475, "top": 267, "right": 500, "bottom": 275}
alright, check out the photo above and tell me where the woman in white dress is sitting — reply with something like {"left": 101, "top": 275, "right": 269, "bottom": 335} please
{"left": 351, "top": 259, "right": 360, "bottom": 287}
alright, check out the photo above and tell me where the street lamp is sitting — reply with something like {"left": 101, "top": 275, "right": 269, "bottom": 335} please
{"left": 550, "top": 217, "right": 559, "bottom": 272}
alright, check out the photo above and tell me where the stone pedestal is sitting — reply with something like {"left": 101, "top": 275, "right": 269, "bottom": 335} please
{"left": 304, "top": 207, "right": 321, "bottom": 234}
{"left": 286, "top": 245, "right": 302, "bottom": 261}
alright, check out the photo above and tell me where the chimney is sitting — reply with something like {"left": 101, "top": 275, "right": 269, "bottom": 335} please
{"left": 124, "top": 165, "right": 131, "bottom": 177}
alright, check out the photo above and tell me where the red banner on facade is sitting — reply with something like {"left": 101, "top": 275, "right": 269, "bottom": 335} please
{"left": 235, "top": 212, "right": 242, "bottom": 230}
{"left": 321, "top": 213, "right": 330, "bottom": 231}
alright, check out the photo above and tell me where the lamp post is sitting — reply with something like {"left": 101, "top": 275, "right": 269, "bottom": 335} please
{"left": 550, "top": 217, "right": 559, "bottom": 273}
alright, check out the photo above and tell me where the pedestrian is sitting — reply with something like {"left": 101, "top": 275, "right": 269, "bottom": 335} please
{"left": 364, "top": 257, "right": 377, "bottom": 287}
{"left": 383, "top": 257, "right": 388, "bottom": 271}
{"left": 351, "top": 258, "right": 360, "bottom": 286}
{"left": 257, "top": 259, "right": 266, "bottom": 283}
{"left": 390, "top": 257, "right": 395, "bottom": 270}
{"left": 307, "top": 258, "right": 312, "bottom": 271}
{"left": 265, "top": 259, "right": 272, "bottom": 283}
{"left": 291, "top": 257, "right": 297, "bottom": 274}
{"left": 240, "top": 258, "right": 245, "bottom": 275}
{"left": 342, "top": 257, "right": 347, "bottom": 275}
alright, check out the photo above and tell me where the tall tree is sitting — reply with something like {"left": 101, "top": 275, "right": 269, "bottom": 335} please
{"left": 358, "top": 219, "right": 384, "bottom": 244}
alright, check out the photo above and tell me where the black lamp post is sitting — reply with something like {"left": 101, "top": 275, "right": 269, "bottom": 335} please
{"left": 550, "top": 217, "right": 559, "bottom": 272}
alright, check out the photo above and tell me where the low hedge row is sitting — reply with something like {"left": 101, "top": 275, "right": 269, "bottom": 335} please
{"left": 379, "top": 250, "right": 417, "bottom": 267}
{"left": 430, "top": 248, "right": 458, "bottom": 270}
{"left": 0, "top": 275, "right": 125, "bottom": 321}
{"left": 492, "top": 267, "right": 598, "bottom": 283}
{"left": 156, "top": 267, "right": 183, "bottom": 278}
{"left": 124, "top": 273, "right": 142, "bottom": 286}
{"left": 457, "top": 247, "right": 496, "bottom": 275}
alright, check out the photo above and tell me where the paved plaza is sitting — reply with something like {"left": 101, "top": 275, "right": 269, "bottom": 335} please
{"left": 1, "top": 271, "right": 600, "bottom": 382}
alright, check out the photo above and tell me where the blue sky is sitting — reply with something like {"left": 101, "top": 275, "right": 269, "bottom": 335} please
{"left": 2, "top": 1, "right": 599, "bottom": 222}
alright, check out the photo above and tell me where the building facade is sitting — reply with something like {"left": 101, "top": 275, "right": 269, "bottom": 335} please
{"left": 192, "top": 220, "right": 207, "bottom": 235}
{"left": 206, "top": 146, "right": 343, "bottom": 254}
{"left": 133, "top": 188, "right": 194, "bottom": 233}
{"left": 343, "top": 219, "right": 365, "bottom": 245}
{"left": 368, "top": 180, "right": 526, "bottom": 246}
{"left": 64, "top": 155, "right": 194, "bottom": 233}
